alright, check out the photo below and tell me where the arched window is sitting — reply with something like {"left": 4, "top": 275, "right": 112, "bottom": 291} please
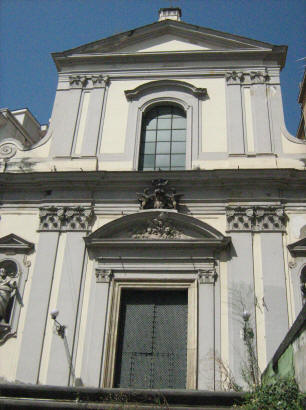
{"left": 138, "top": 105, "right": 186, "bottom": 170}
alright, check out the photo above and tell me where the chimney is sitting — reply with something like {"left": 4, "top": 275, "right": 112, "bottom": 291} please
{"left": 158, "top": 8, "right": 181, "bottom": 22}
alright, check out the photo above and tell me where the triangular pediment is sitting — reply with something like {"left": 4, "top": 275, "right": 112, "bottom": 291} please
{"left": 85, "top": 210, "right": 230, "bottom": 249}
{"left": 288, "top": 237, "right": 306, "bottom": 256}
{"left": 56, "top": 20, "right": 275, "bottom": 58}
{"left": 0, "top": 233, "right": 34, "bottom": 254}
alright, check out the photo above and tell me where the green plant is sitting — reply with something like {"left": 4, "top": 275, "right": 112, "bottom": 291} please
{"left": 238, "top": 377, "right": 305, "bottom": 410}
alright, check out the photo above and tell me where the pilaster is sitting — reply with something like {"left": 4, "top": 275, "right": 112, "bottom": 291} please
{"left": 79, "top": 268, "right": 113, "bottom": 386}
{"left": 197, "top": 267, "right": 218, "bottom": 390}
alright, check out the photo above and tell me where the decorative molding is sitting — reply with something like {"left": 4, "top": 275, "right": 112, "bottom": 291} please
{"left": 0, "top": 143, "right": 17, "bottom": 159}
{"left": 137, "top": 179, "right": 183, "bottom": 210}
{"left": 95, "top": 269, "right": 113, "bottom": 283}
{"left": 125, "top": 79, "right": 208, "bottom": 101}
{"left": 69, "top": 75, "right": 109, "bottom": 89}
{"left": 91, "top": 75, "right": 109, "bottom": 88}
{"left": 288, "top": 260, "right": 297, "bottom": 269}
{"left": 39, "top": 206, "right": 94, "bottom": 231}
{"left": 131, "top": 212, "right": 190, "bottom": 240}
{"left": 0, "top": 234, "right": 34, "bottom": 255}
{"left": 197, "top": 269, "right": 217, "bottom": 284}
{"left": 225, "top": 71, "right": 245, "bottom": 85}
{"left": 226, "top": 206, "right": 286, "bottom": 232}
{"left": 225, "top": 70, "right": 270, "bottom": 85}
{"left": 69, "top": 75, "right": 89, "bottom": 88}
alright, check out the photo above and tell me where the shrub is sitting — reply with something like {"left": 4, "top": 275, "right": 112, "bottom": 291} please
{"left": 238, "top": 377, "right": 305, "bottom": 410}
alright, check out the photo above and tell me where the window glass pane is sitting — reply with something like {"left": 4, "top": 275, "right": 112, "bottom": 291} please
{"left": 144, "top": 130, "right": 156, "bottom": 142}
{"left": 172, "top": 117, "right": 186, "bottom": 129}
{"left": 145, "top": 118, "right": 157, "bottom": 130}
{"left": 158, "top": 106, "right": 172, "bottom": 118}
{"left": 171, "top": 154, "right": 185, "bottom": 167}
{"left": 142, "top": 155, "right": 155, "bottom": 168}
{"left": 172, "top": 106, "right": 186, "bottom": 118}
{"left": 158, "top": 118, "right": 171, "bottom": 129}
{"left": 139, "top": 105, "right": 186, "bottom": 171}
{"left": 172, "top": 142, "right": 185, "bottom": 154}
{"left": 156, "top": 155, "right": 170, "bottom": 167}
{"left": 172, "top": 129, "right": 186, "bottom": 141}
{"left": 157, "top": 130, "right": 171, "bottom": 141}
{"left": 156, "top": 142, "right": 170, "bottom": 154}
{"left": 143, "top": 142, "right": 155, "bottom": 154}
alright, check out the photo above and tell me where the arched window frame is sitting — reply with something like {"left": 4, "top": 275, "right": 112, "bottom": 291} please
{"left": 124, "top": 80, "right": 207, "bottom": 170}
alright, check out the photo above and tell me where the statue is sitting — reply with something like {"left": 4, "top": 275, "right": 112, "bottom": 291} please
{"left": 137, "top": 179, "right": 183, "bottom": 210}
{"left": 0, "top": 268, "right": 17, "bottom": 322}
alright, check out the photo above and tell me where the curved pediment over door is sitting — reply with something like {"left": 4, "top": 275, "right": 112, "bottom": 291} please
{"left": 85, "top": 210, "right": 230, "bottom": 255}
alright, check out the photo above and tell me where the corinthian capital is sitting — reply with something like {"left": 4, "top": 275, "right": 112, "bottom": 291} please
{"left": 39, "top": 207, "right": 94, "bottom": 231}
{"left": 197, "top": 269, "right": 217, "bottom": 284}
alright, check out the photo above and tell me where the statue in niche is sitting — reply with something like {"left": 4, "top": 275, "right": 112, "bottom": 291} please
{"left": 137, "top": 179, "right": 183, "bottom": 210}
{"left": 0, "top": 268, "right": 17, "bottom": 323}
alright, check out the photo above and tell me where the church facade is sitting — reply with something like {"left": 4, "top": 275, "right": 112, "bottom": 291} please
{"left": 0, "top": 8, "right": 305, "bottom": 391}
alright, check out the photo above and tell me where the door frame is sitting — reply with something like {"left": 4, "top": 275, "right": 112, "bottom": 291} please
{"left": 102, "top": 278, "right": 198, "bottom": 389}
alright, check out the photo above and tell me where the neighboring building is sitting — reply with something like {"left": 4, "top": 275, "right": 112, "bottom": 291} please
{"left": 297, "top": 70, "right": 306, "bottom": 140}
{"left": 0, "top": 8, "right": 305, "bottom": 392}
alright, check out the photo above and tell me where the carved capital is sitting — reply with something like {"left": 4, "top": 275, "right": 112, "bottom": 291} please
{"left": 39, "top": 207, "right": 63, "bottom": 230}
{"left": 193, "top": 87, "right": 208, "bottom": 99}
{"left": 226, "top": 206, "right": 286, "bottom": 232}
{"left": 92, "top": 75, "right": 109, "bottom": 88}
{"left": 197, "top": 269, "right": 217, "bottom": 284}
{"left": 69, "top": 75, "right": 89, "bottom": 88}
{"left": 225, "top": 71, "right": 244, "bottom": 84}
{"left": 255, "top": 207, "right": 286, "bottom": 231}
{"left": 95, "top": 269, "right": 113, "bottom": 283}
{"left": 226, "top": 70, "right": 269, "bottom": 85}
{"left": 226, "top": 207, "right": 254, "bottom": 231}
{"left": 250, "top": 70, "right": 270, "bottom": 84}
{"left": 63, "top": 207, "right": 94, "bottom": 231}
{"left": 39, "top": 207, "right": 94, "bottom": 231}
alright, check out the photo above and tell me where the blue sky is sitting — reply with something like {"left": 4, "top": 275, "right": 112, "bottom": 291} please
{"left": 1, "top": 0, "right": 305, "bottom": 134}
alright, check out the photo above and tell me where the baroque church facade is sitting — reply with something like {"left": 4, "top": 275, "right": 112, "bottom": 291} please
{"left": 0, "top": 8, "right": 305, "bottom": 391}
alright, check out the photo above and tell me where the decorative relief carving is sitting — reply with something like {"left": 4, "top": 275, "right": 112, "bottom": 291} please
{"left": 0, "top": 143, "right": 17, "bottom": 159}
{"left": 69, "top": 75, "right": 89, "bottom": 88}
{"left": 132, "top": 212, "right": 190, "bottom": 240}
{"left": 95, "top": 269, "right": 113, "bottom": 283}
{"left": 197, "top": 269, "right": 217, "bottom": 284}
{"left": 137, "top": 179, "right": 183, "bottom": 210}
{"left": 92, "top": 75, "right": 109, "bottom": 87}
{"left": 69, "top": 75, "right": 109, "bottom": 89}
{"left": 225, "top": 71, "right": 245, "bottom": 84}
{"left": 226, "top": 206, "right": 286, "bottom": 232}
{"left": 39, "top": 207, "right": 94, "bottom": 231}
{"left": 225, "top": 70, "right": 270, "bottom": 85}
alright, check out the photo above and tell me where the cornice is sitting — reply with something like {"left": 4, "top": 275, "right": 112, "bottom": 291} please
{"left": 53, "top": 49, "right": 285, "bottom": 72}
{"left": 0, "top": 169, "right": 305, "bottom": 191}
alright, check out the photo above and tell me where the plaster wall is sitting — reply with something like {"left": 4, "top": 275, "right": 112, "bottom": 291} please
{"left": 120, "top": 35, "right": 210, "bottom": 53}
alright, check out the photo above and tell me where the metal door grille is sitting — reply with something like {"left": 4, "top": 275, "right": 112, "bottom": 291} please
{"left": 114, "top": 289, "right": 188, "bottom": 389}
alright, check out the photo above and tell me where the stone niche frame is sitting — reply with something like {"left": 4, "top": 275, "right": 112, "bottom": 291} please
{"left": 84, "top": 210, "right": 230, "bottom": 389}
{"left": 0, "top": 233, "right": 34, "bottom": 344}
